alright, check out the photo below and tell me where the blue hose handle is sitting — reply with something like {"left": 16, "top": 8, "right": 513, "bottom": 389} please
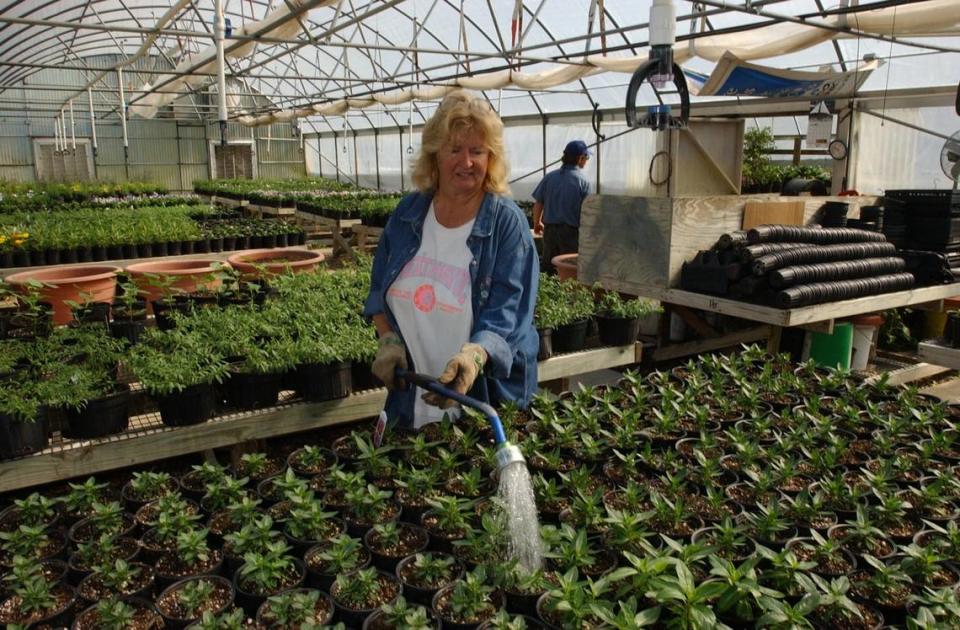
{"left": 398, "top": 368, "right": 507, "bottom": 445}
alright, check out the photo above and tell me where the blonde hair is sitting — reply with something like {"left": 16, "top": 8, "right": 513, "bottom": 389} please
{"left": 411, "top": 90, "right": 510, "bottom": 195}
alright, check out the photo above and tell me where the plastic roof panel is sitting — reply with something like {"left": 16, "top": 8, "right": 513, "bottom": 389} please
{"left": 0, "top": 0, "right": 956, "bottom": 129}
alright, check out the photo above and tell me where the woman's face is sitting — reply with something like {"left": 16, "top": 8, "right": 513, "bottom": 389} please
{"left": 437, "top": 129, "right": 489, "bottom": 197}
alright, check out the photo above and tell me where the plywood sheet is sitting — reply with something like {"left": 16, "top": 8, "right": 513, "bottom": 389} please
{"left": 741, "top": 201, "right": 806, "bottom": 230}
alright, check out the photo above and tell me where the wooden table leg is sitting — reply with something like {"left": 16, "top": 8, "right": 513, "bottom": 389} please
{"left": 767, "top": 325, "right": 783, "bottom": 354}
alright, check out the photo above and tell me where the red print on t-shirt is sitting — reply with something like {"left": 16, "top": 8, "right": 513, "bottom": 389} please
{"left": 413, "top": 284, "right": 436, "bottom": 312}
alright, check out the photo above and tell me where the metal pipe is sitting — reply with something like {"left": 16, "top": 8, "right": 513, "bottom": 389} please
{"left": 53, "top": 115, "right": 59, "bottom": 151}
{"left": 118, "top": 68, "right": 128, "bottom": 159}
{"left": 88, "top": 87, "right": 98, "bottom": 156}
{"left": 214, "top": 0, "right": 228, "bottom": 146}
{"left": 69, "top": 99, "right": 76, "bottom": 149}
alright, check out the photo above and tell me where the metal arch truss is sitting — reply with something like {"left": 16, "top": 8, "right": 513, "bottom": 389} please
{"left": 0, "top": 0, "right": 955, "bottom": 129}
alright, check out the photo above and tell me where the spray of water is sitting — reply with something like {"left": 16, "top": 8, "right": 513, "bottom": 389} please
{"left": 496, "top": 460, "right": 543, "bottom": 574}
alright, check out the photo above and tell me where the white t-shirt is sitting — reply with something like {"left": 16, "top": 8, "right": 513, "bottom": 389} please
{"left": 386, "top": 204, "right": 475, "bottom": 428}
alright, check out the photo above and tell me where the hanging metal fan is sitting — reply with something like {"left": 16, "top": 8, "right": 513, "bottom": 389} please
{"left": 941, "top": 130, "right": 960, "bottom": 190}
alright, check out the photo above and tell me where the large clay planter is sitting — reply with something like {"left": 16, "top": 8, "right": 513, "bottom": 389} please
{"left": 125, "top": 259, "right": 227, "bottom": 313}
{"left": 551, "top": 253, "right": 579, "bottom": 281}
{"left": 226, "top": 248, "right": 325, "bottom": 279}
{"left": 4, "top": 265, "right": 120, "bottom": 325}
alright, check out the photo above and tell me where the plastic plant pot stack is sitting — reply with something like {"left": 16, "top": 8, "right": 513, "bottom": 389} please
{"left": 680, "top": 214, "right": 917, "bottom": 308}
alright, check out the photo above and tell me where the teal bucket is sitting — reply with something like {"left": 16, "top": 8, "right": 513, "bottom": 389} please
{"left": 805, "top": 322, "right": 854, "bottom": 370}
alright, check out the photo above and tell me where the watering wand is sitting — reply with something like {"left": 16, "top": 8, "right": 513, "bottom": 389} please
{"left": 399, "top": 370, "right": 527, "bottom": 472}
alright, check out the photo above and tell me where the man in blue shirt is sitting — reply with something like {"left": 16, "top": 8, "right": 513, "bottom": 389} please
{"left": 531, "top": 140, "right": 592, "bottom": 274}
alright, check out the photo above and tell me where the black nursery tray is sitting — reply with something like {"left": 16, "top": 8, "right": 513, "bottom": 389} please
{"left": 886, "top": 189, "right": 960, "bottom": 217}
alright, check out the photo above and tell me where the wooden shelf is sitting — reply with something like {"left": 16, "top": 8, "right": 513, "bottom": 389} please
{"left": 645, "top": 284, "right": 960, "bottom": 332}
{"left": 918, "top": 340, "right": 960, "bottom": 370}
{"left": 0, "top": 344, "right": 642, "bottom": 493}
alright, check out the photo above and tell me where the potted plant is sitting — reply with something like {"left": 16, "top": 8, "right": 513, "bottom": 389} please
{"left": 67, "top": 501, "right": 136, "bottom": 546}
{"left": 255, "top": 588, "right": 334, "bottom": 628}
{"left": 67, "top": 532, "right": 140, "bottom": 584}
{"left": 595, "top": 290, "right": 660, "bottom": 346}
{"left": 421, "top": 496, "right": 474, "bottom": 552}
{"left": 396, "top": 551, "right": 463, "bottom": 606}
{"left": 233, "top": 540, "right": 305, "bottom": 616}
{"left": 365, "top": 521, "right": 430, "bottom": 572}
{"left": 362, "top": 595, "right": 434, "bottom": 630}
{"left": 155, "top": 528, "right": 224, "bottom": 589}
{"left": 127, "top": 329, "right": 228, "bottom": 426}
{"left": 121, "top": 471, "right": 179, "bottom": 511}
{"left": 155, "top": 575, "right": 235, "bottom": 628}
{"left": 4, "top": 264, "right": 121, "bottom": 326}
{"left": 110, "top": 279, "right": 149, "bottom": 345}
{"left": 0, "top": 560, "right": 77, "bottom": 627}
{"left": 304, "top": 533, "right": 370, "bottom": 591}
{"left": 432, "top": 566, "right": 502, "bottom": 629}
{"left": 76, "top": 558, "right": 155, "bottom": 604}
{"left": 330, "top": 566, "right": 401, "bottom": 627}
{"left": 72, "top": 596, "right": 164, "bottom": 630}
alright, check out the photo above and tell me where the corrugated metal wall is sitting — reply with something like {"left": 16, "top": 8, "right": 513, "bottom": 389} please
{"left": 0, "top": 56, "right": 305, "bottom": 189}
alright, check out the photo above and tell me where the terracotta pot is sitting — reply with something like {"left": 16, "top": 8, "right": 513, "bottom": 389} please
{"left": 4, "top": 265, "right": 120, "bottom": 325}
{"left": 125, "top": 259, "right": 227, "bottom": 313}
{"left": 226, "top": 248, "right": 325, "bottom": 278}
{"left": 551, "top": 253, "right": 578, "bottom": 281}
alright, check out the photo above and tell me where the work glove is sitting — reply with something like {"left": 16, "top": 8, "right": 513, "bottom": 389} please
{"left": 422, "top": 343, "right": 487, "bottom": 409}
{"left": 372, "top": 332, "right": 407, "bottom": 391}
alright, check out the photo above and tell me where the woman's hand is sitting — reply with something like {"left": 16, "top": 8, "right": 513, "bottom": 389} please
{"left": 422, "top": 343, "right": 487, "bottom": 409}
{"left": 372, "top": 332, "right": 408, "bottom": 390}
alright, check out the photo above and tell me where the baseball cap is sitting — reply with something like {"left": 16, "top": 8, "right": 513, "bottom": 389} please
{"left": 563, "top": 139, "right": 592, "bottom": 157}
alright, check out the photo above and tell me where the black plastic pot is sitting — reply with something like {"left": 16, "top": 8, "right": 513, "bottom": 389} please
{"left": 769, "top": 256, "right": 907, "bottom": 289}
{"left": 256, "top": 588, "right": 334, "bottom": 628}
{"left": 537, "top": 328, "right": 553, "bottom": 361}
{"left": 297, "top": 360, "right": 352, "bottom": 402}
{"left": 775, "top": 272, "right": 915, "bottom": 309}
{"left": 106, "top": 245, "right": 124, "bottom": 260}
{"left": 753, "top": 241, "right": 898, "bottom": 276}
{"left": 1, "top": 583, "right": 76, "bottom": 628}
{"left": 155, "top": 383, "right": 217, "bottom": 427}
{"left": 223, "top": 370, "right": 282, "bottom": 410}
{"left": 947, "top": 312, "right": 960, "bottom": 348}
{"left": 432, "top": 583, "right": 503, "bottom": 630}
{"left": 331, "top": 570, "right": 400, "bottom": 627}
{"left": 351, "top": 361, "right": 380, "bottom": 391}
{"left": 747, "top": 225, "right": 887, "bottom": 245}
{"left": 156, "top": 575, "right": 234, "bottom": 630}
{"left": 364, "top": 523, "right": 430, "bottom": 572}
{"left": 233, "top": 558, "right": 306, "bottom": 617}
{"left": 596, "top": 315, "right": 641, "bottom": 346}
{"left": 0, "top": 408, "right": 48, "bottom": 460}
{"left": 63, "top": 384, "right": 131, "bottom": 439}
{"left": 305, "top": 544, "right": 371, "bottom": 592}
{"left": 550, "top": 319, "right": 589, "bottom": 354}
{"left": 110, "top": 315, "right": 147, "bottom": 345}
{"left": 396, "top": 552, "right": 463, "bottom": 607}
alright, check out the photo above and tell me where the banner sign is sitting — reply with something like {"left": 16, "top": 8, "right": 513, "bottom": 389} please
{"left": 687, "top": 52, "right": 879, "bottom": 99}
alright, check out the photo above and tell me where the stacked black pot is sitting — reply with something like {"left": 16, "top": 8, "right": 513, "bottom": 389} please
{"left": 681, "top": 220, "right": 914, "bottom": 308}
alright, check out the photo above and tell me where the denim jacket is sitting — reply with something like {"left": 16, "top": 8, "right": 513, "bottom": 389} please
{"left": 363, "top": 190, "right": 539, "bottom": 428}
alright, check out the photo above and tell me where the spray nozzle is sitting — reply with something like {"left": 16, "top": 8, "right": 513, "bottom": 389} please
{"left": 495, "top": 443, "right": 526, "bottom": 470}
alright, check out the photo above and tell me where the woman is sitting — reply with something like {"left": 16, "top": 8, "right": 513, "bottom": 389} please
{"left": 363, "top": 90, "right": 539, "bottom": 429}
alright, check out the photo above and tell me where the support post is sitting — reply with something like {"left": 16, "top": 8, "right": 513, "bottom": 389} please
{"left": 373, "top": 129, "right": 381, "bottom": 191}
{"left": 87, "top": 88, "right": 98, "bottom": 157}
{"left": 53, "top": 115, "right": 60, "bottom": 152}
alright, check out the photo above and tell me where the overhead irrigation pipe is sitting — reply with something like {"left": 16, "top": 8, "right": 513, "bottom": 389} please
{"left": 88, "top": 87, "right": 97, "bottom": 157}
{"left": 117, "top": 68, "right": 128, "bottom": 161}
{"left": 69, "top": 99, "right": 75, "bottom": 150}
{"left": 214, "top": 0, "right": 229, "bottom": 147}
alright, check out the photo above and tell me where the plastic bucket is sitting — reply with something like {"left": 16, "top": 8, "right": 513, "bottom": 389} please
{"left": 803, "top": 322, "right": 854, "bottom": 370}
{"left": 849, "top": 314, "right": 884, "bottom": 371}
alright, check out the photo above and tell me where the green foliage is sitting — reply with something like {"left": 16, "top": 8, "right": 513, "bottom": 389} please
{"left": 596, "top": 290, "right": 662, "bottom": 319}
{"left": 534, "top": 274, "right": 595, "bottom": 330}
